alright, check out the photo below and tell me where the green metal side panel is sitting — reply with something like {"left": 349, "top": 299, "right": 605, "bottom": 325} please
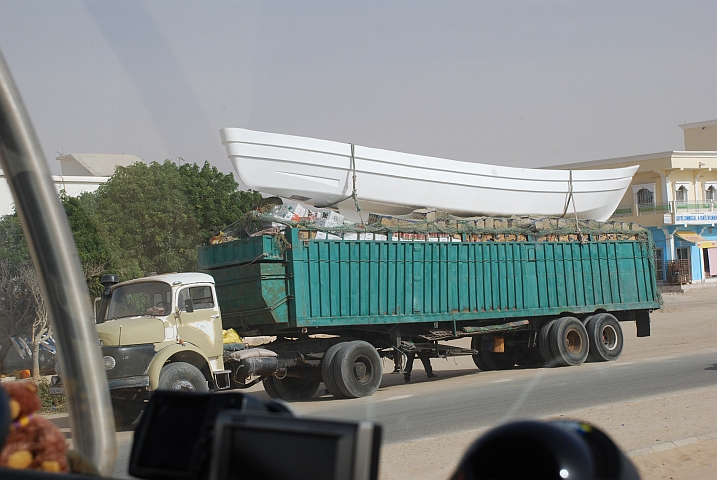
{"left": 202, "top": 228, "right": 660, "bottom": 331}
{"left": 197, "top": 235, "right": 285, "bottom": 270}
{"left": 285, "top": 228, "right": 660, "bottom": 328}
{"left": 205, "top": 263, "right": 290, "bottom": 330}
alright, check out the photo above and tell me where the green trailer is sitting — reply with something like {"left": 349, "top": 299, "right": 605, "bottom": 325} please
{"left": 198, "top": 224, "right": 660, "bottom": 400}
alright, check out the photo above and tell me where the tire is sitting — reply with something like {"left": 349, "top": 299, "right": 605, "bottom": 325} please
{"left": 539, "top": 319, "right": 560, "bottom": 366}
{"left": 157, "top": 362, "right": 209, "bottom": 392}
{"left": 549, "top": 316, "right": 589, "bottom": 367}
{"left": 321, "top": 342, "right": 348, "bottom": 398}
{"left": 332, "top": 341, "right": 383, "bottom": 398}
{"left": 273, "top": 374, "right": 321, "bottom": 401}
{"left": 111, "top": 400, "right": 143, "bottom": 430}
{"left": 586, "top": 313, "right": 624, "bottom": 362}
{"left": 262, "top": 376, "right": 281, "bottom": 399}
{"left": 480, "top": 343, "right": 519, "bottom": 371}
{"left": 470, "top": 336, "right": 490, "bottom": 371}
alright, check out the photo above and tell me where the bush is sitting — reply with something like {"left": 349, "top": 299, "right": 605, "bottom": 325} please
{"left": 36, "top": 377, "right": 67, "bottom": 414}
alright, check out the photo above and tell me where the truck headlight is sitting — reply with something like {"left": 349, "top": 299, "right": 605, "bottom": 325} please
{"left": 103, "top": 356, "right": 116, "bottom": 370}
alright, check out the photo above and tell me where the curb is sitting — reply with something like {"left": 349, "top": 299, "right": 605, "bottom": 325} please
{"left": 627, "top": 431, "right": 717, "bottom": 457}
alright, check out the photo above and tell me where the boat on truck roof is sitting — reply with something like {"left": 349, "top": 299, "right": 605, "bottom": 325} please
{"left": 220, "top": 127, "right": 638, "bottom": 223}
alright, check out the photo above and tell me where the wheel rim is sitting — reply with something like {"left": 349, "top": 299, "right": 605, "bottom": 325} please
{"left": 352, "top": 357, "right": 372, "bottom": 385}
{"left": 171, "top": 379, "right": 196, "bottom": 391}
{"left": 566, "top": 329, "right": 583, "bottom": 354}
{"left": 601, "top": 325, "right": 619, "bottom": 351}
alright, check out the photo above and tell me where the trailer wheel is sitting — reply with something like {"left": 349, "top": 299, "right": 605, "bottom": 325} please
{"left": 111, "top": 400, "right": 143, "bottom": 430}
{"left": 332, "top": 341, "right": 383, "bottom": 398}
{"left": 273, "top": 374, "right": 321, "bottom": 401}
{"left": 549, "top": 317, "right": 589, "bottom": 367}
{"left": 262, "top": 377, "right": 281, "bottom": 399}
{"left": 470, "top": 336, "right": 490, "bottom": 371}
{"left": 321, "top": 342, "right": 348, "bottom": 398}
{"left": 586, "top": 313, "right": 623, "bottom": 362}
{"left": 157, "top": 362, "right": 208, "bottom": 392}
{"left": 480, "top": 345, "right": 519, "bottom": 371}
{"left": 539, "top": 319, "right": 560, "bottom": 366}
{"left": 517, "top": 347, "right": 545, "bottom": 367}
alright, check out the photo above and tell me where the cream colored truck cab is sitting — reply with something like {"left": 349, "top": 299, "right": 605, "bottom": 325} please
{"left": 91, "top": 272, "right": 231, "bottom": 426}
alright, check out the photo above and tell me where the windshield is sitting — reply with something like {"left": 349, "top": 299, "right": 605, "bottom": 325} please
{"left": 107, "top": 282, "right": 171, "bottom": 319}
{"left": 2, "top": 2, "right": 717, "bottom": 480}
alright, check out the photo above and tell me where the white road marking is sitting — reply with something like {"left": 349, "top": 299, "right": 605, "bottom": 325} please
{"left": 377, "top": 394, "right": 414, "bottom": 402}
{"left": 492, "top": 378, "right": 514, "bottom": 383}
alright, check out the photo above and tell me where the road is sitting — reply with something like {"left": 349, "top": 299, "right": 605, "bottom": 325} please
{"left": 59, "top": 286, "right": 715, "bottom": 478}
{"left": 289, "top": 351, "right": 717, "bottom": 444}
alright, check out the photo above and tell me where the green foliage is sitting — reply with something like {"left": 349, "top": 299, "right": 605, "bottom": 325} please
{"left": 60, "top": 192, "right": 112, "bottom": 297}
{"left": 93, "top": 160, "right": 201, "bottom": 277}
{"left": 178, "top": 161, "right": 261, "bottom": 243}
{"left": 0, "top": 214, "right": 30, "bottom": 264}
{"left": 0, "top": 159, "right": 256, "bottom": 287}
{"left": 36, "top": 377, "right": 67, "bottom": 414}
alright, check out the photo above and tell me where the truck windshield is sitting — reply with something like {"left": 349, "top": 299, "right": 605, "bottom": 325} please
{"left": 107, "top": 282, "right": 172, "bottom": 320}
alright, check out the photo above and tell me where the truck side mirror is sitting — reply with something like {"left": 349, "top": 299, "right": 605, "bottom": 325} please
{"left": 184, "top": 299, "right": 194, "bottom": 313}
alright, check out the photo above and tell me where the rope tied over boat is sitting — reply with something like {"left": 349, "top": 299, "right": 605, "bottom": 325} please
{"left": 561, "top": 170, "right": 586, "bottom": 244}
{"left": 321, "top": 143, "right": 365, "bottom": 225}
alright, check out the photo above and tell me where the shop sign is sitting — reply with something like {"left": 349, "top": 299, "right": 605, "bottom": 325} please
{"left": 674, "top": 213, "right": 717, "bottom": 224}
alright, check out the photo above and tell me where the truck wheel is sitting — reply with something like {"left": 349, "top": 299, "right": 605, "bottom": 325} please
{"left": 332, "top": 341, "right": 383, "bottom": 398}
{"left": 157, "top": 362, "right": 208, "bottom": 392}
{"left": 321, "top": 342, "right": 348, "bottom": 399}
{"left": 470, "top": 336, "right": 490, "bottom": 371}
{"left": 111, "top": 400, "right": 143, "bottom": 430}
{"left": 273, "top": 375, "right": 321, "bottom": 401}
{"left": 539, "top": 319, "right": 560, "bottom": 366}
{"left": 586, "top": 313, "right": 624, "bottom": 362}
{"left": 479, "top": 346, "right": 519, "bottom": 370}
{"left": 262, "top": 377, "right": 281, "bottom": 399}
{"left": 517, "top": 347, "right": 545, "bottom": 367}
{"left": 549, "top": 317, "right": 589, "bottom": 367}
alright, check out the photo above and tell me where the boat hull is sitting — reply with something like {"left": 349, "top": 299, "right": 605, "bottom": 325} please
{"left": 220, "top": 128, "right": 637, "bottom": 222}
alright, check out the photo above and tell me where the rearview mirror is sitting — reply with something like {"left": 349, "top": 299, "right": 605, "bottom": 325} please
{"left": 184, "top": 299, "right": 194, "bottom": 313}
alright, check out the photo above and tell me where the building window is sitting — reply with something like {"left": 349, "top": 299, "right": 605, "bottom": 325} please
{"left": 636, "top": 188, "right": 654, "bottom": 206}
{"left": 676, "top": 247, "right": 690, "bottom": 261}
{"left": 676, "top": 185, "right": 688, "bottom": 204}
{"left": 654, "top": 248, "right": 664, "bottom": 281}
{"left": 707, "top": 186, "right": 716, "bottom": 203}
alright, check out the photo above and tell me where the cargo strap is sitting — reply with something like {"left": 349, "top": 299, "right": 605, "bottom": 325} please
{"left": 322, "top": 143, "right": 365, "bottom": 225}
{"left": 561, "top": 170, "right": 586, "bottom": 244}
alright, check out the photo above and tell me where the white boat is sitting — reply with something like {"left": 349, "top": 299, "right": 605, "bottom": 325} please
{"left": 220, "top": 128, "right": 637, "bottom": 223}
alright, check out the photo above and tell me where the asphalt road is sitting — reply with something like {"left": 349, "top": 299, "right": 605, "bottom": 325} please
{"left": 106, "top": 348, "right": 717, "bottom": 477}
{"left": 288, "top": 350, "right": 717, "bottom": 444}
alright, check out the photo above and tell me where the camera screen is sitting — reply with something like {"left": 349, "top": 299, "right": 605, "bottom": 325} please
{"left": 210, "top": 411, "right": 380, "bottom": 480}
{"left": 225, "top": 427, "right": 348, "bottom": 479}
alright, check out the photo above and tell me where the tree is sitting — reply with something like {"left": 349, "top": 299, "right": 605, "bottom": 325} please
{"left": 92, "top": 161, "right": 201, "bottom": 277}
{"left": 19, "top": 265, "right": 49, "bottom": 380}
{"left": 0, "top": 259, "right": 36, "bottom": 370}
{"left": 60, "top": 192, "right": 112, "bottom": 297}
{"left": 178, "top": 161, "right": 261, "bottom": 243}
{"left": 0, "top": 214, "right": 30, "bottom": 264}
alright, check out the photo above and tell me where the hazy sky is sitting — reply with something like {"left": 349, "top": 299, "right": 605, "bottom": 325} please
{"left": 2, "top": 0, "right": 716, "bottom": 177}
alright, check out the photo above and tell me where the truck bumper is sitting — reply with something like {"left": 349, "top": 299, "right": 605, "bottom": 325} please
{"left": 49, "top": 374, "right": 150, "bottom": 395}
{"left": 108, "top": 375, "right": 151, "bottom": 390}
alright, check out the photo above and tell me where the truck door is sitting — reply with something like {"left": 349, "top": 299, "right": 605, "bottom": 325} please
{"left": 176, "top": 285, "right": 223, "bottom": 359}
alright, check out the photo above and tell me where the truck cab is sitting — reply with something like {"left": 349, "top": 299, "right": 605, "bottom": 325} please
{"left": 56, "top": 272, "right": 232, "bottom": 427}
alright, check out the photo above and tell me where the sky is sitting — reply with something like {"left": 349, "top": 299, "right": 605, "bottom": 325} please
{"left": 1, "top": 0, "right": 717, "bottom": 177}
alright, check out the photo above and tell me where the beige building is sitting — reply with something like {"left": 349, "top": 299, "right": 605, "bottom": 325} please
{"left": 553, "top": 119, "right": 717, "bottom": 284}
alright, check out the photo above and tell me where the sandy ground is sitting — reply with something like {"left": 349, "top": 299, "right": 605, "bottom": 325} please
{"left": 379, "top": 288, "right": 717, "bottom": 479}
